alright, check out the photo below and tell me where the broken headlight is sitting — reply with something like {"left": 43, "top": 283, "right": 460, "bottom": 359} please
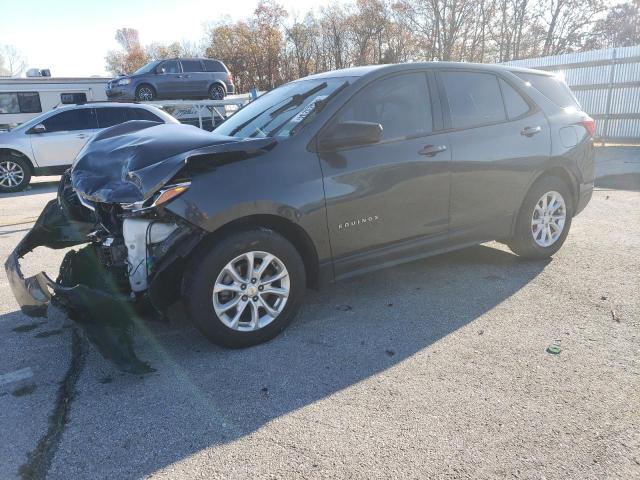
{"left": 121, "top": 181, "right": 191, "bottom": 212}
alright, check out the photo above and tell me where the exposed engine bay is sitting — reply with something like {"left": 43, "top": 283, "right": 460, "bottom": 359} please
{"left": 6, "top": 173, "right": 204, "bottom": 373}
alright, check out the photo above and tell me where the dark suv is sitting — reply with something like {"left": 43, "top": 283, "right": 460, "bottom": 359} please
{"left": 105, "top": 58, "right": 235, "bottom": 101}
{"left": 7, "top": 62, "right": 594, "bottom": 371}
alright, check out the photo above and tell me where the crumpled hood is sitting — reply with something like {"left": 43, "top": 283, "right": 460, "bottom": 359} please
{"left": 71, "top": 121, "right": 274, "bottom": 204}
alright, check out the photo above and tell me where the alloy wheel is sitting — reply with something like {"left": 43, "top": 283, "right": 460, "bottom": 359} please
{"left": 210, "top": 85, "right": 225, "bottom": 100}
{"left": 137, "top": 87, "right": 154, "bottom": 101}
{"left": 531, "top": 190, "right": 566, "bottom": 247}
{"left": 0, "top": 160, "right": 25, "bottom": 189}
{"left": 212, "top": 251, "right": 290, "bottom": 331}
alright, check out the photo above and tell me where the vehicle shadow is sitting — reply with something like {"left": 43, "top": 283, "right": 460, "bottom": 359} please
{"left": 17, "top": 243, "right": 549, "bottom": 477}
{"left": 0, "top": 178, "right": 60, "bottom": 198}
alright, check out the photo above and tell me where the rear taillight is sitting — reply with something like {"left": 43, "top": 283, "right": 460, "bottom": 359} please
{"left": 581, "top": 116, "right": 596, "bottom": 136}
{"left": 228, "top": 73, "right": 234, "bottom": 84}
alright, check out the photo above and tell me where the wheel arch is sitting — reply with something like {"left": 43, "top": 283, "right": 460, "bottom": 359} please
{"left": 196, "top": 213, "right": 320, "bottom": 289}
{"left": 136, "top": 83, "right": 156, "bottom": 97}
{"left": 510, "top": 166, "right": 578, "bottom": 237}
{"left": 208, "top": 81, "right": 227, "bottom": 95}
{"left": 0, "top": 148, "right": 35, "bottom": 173}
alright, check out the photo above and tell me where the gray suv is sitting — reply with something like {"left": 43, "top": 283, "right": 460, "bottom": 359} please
{"left": 105, "top": 58, "right": 235, "bottom": 102}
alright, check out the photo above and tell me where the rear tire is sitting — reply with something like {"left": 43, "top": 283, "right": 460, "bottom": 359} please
{"left": 508, "top": 176, "right": 573, "bottom": 259}
{"left": 0, "top": 156, "right": 31, "bottom": 193}
{"left": 183, "top": 228, "right": 306, "bottom": 348}
{"left": 208, "top": 84, "right": 225, "bottom": 100}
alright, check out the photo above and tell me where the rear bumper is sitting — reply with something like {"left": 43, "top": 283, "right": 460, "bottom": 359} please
{"left": 575, "top": 181, "right": 594, "bottom": 216}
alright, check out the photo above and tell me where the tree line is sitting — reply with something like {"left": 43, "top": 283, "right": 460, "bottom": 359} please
{"left": 106, "top": 0, "right": 640, "bottom": 92}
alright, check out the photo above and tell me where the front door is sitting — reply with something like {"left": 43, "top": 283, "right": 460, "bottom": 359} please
{"left": 437, "top": 69, "right": 550, "bottom": 242}
{"left": 155, "top": 60, "right": 183, "bottom": 98}
{"left": 317, "top": 71, "right": 451, "bottom": 278}
{"left": 30, "top": 108, "right": 99, "bottom": 167}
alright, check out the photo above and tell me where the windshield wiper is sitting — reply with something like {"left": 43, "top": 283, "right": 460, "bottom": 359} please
{"left": 269, "top": 81, "right": 350, "bottom": 137}
{"left": 245, "top": 82, "right": 330, "bottom": 138}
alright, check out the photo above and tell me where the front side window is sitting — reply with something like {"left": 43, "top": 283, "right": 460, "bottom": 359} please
{"left": 442, "top": 71, "right": 506, "bottom": 129}
{"left": 332, "top": 72, "right": 432, "bottom": 141}
{"left": 159, "top": 60, "right": 180, "bottom": 74}
{"left": 181, "top": 60, "right": 204, "bottom": 73}
{"left": 42, "top": 108, "right": 97, "bottom": 132}
{"left": 214, "top": 78, "right": 351, "bottom": 139}
{"left": 0, "top": 92, "right": 42, "bottom": 114}
{"left": 499, "top": 79, "right": 531, "bottom": 119}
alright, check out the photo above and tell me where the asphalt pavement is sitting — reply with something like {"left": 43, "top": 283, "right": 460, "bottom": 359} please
{"left": 0, "top": 176, "right": 638, "bottom": 479}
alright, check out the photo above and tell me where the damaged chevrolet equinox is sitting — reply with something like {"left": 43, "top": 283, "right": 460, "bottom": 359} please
{"left": 6, "top": 63, "right": 595, "bottom": 371}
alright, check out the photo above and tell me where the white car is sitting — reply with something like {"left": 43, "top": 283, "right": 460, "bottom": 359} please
{"left": 0, "top": 103, "right": 179, "bottom": 192}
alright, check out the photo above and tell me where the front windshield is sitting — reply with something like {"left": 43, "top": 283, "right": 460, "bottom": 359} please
{"left": 214, "top": 78, "right": 351, "bottom": 139}
{"left": 132, "top": 61, "right": 161, "bottom": 75}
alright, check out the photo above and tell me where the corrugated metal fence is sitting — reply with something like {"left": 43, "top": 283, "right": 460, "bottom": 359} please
{"left": 504, "top": 45, "right": 640, "bottom": 143}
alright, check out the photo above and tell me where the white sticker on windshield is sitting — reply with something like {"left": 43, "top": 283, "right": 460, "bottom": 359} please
{"left": 291, "top": 95, "right": 327, "bottom": 123}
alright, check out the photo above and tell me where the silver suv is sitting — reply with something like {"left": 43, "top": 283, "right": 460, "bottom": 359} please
{"left": 105, "top": 58, "right": 235, "bottom": 102}
{"left": 0, "top": 103, "right": 178, "bottom": 192}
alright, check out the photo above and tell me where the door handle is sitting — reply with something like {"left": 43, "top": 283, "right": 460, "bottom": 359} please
{"left": 418, "top": 144, "right": 447, "bottom": 157}
{"left": 76, "top": 134, "right": 88, "bottom": 139}
{"left": 521, "top": 126, "right": 542, "bottom": 137}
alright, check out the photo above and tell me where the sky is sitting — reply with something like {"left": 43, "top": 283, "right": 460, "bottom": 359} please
{"left": 0, "top": 0, "right": 336, "bottom": 78}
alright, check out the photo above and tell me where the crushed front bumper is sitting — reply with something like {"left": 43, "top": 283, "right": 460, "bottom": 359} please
{"left": 4, "top": 194, "right": 153, "bottom": 373}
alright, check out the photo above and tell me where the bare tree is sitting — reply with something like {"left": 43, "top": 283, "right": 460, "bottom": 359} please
{"left": 0, "top": 45, "right": 27, "bottom": 77}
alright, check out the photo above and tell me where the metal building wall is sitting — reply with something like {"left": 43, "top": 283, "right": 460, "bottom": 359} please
{"left": 504, "top": 45, "right": 640, "bottom": 143}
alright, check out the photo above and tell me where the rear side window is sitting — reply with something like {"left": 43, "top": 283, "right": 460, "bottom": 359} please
{"left": 96, "top": 107, "right": 129, "bottom": 128}
{"left": 181, "top": 60, "right": 204, "bottom": 72}
{"left": 514, "top": 72, "right": 580, "bottom": 109}
{"left": 499, "top": 79, "right": 531, "bottom": 119}
{"left": 336, "top": 72, "right": 433, "bottom": 141}
{"left": 204, "top": 60, "right": 226, "bottom": 72}
{"left": 129, "top": 108, "right": 162, "bottom": 122}
{"left": 0, "top": 92, "right": 42, "bottom": 114}
{"left": 442, "top": 71, "right": 506, "bottom": 129}
{"left": 42, "top": 108, "right": 97, "bottom": 132}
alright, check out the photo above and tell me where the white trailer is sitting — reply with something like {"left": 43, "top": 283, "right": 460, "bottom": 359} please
{"left": 0, "top": 77, "right": 111, "bottom": 129}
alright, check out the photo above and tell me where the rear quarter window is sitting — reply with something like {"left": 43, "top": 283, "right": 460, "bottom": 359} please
{"left": 513, "top": 72, "right": 580, "bottom": 109}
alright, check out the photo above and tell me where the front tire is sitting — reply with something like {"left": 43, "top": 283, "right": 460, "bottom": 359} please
{"left": 0, "top": 156, "right": 31, "bottom": 193}
{"left": 508, "top": 176, "right": 573, "bottom": 259}
{"left": 135, "top": 85, "right": 155, "bottom": 101}
{"left": 183, "top": 229, "right": 306, "bottom": 348}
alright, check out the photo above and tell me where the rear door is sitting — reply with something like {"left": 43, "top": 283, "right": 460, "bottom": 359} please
{"left": 437, "top": 69, "right": 550, "bottom": 242}
{"left": 179, "top": 59, "right": 208, "bottom": 98}
{"left": 318, "top": 71, "right": 451, "bottom": 277}
{"left": 29, "top": 108, "right": 98, "bottom": 167}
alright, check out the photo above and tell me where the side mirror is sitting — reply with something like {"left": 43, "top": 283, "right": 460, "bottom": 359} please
{"left": 28, "top": 123, "right": 46, "bottom": 134}
{"left": 319, "top": 121, "right": 382, "bottom": 151}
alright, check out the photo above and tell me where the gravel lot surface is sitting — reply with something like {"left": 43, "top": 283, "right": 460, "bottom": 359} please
{"left": 0, "top": 178, "right": 638, "bottom": 479}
